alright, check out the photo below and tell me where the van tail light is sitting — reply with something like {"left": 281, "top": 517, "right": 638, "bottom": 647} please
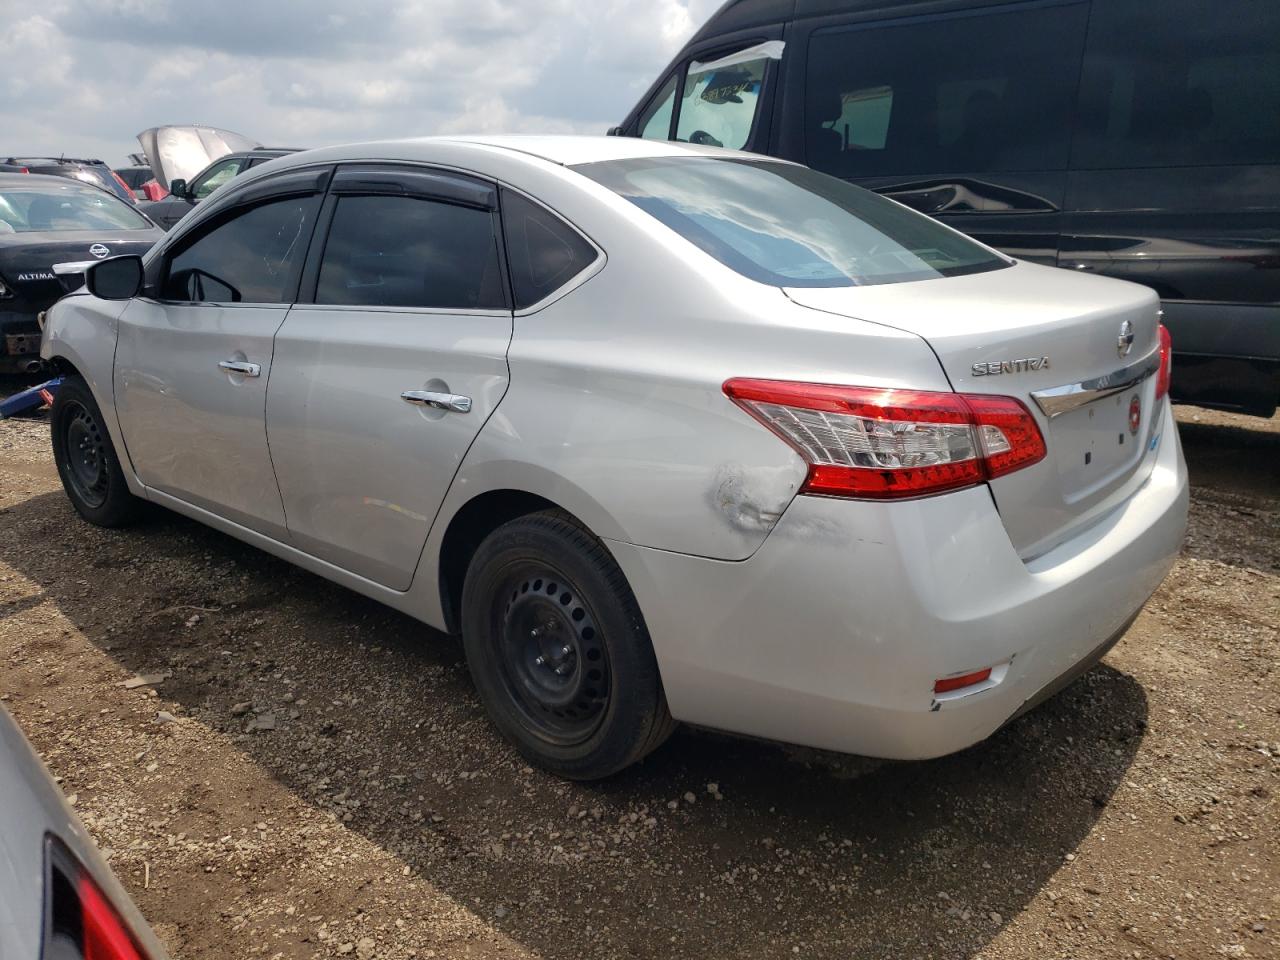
{"left": 45, "top": 837, "right": 150, "bottom": 960}
{"left": 723, "top": 379, "right": 1046, "bottom": 499}
{"left": 1155, "top": 323, "right": 1172, "bottom": 400}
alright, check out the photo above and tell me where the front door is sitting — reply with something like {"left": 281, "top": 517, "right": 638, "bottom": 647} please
{"left": 266, "top": 165, "right": 513, "bottom": 590}
{"left": 114, "top": 183, "right": 326, "bottom": 538}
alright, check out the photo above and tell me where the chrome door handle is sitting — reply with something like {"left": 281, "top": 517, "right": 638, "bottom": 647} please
{"left": 401, "top": 390, "right": 472, "bottom": 413}
{"left": 218, "top": 360, "right": 261, "bottom": 377}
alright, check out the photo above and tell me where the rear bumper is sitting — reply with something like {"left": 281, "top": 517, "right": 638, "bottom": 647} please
{"left": 0, "top": 311, "right": 43, "bottom": 372}
{"left": 609, "top": 400, "right": 1188, "bottom": 759}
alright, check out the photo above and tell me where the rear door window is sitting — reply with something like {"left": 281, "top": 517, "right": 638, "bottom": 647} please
{"left": 315, "top": 194, "right": 506, "bottom": 310}
{"left": 500, "top": 189, "right": 598, "bottom": 309}
{"left": 804, "top": 3, "right": 1088, "bottom": 177}
{"left": 1072, "top": 0, "right": 1280, "bottom": 168}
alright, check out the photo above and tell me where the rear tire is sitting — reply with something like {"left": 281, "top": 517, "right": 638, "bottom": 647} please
{"left": 50, "top": 375, "right": 143, "bottom": 527}
{"left": 461, "top": 511, "right": 676, "bottom": 779}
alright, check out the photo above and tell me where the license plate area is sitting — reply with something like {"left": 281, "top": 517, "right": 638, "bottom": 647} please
{"left": 1050, "top": 380, "right": 1154, "bottom": 503}
{"left": 5, "top": 332, "right": 39, "bottom": 357}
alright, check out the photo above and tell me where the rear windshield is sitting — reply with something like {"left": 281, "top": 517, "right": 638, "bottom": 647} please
{"left": 573, "top": 157, "right": 1009, "bottom": 287}
{"left": 0, "top": 186, "right": 152, "bottom": 233}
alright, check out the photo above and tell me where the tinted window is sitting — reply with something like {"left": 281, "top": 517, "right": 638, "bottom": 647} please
{"left": 1073, "top": 0, "right": 1280, "bottom": 169}
{"left": 163, "top": 195, "right": 319, "bottom": 303}
{"left": 501, "top": 189, "right": 598, "bottom": 309}
{"left": 576, "top": 157, "right": 1007, "bottom": 288}
{"left": 675, "top": 52, "right": 770, "bottom": 150}
{"left": 316, "top": 194, "right": 505, "bottom": 310}
{"left": 805, "top": 3, "right": 1088, "bottom": 177}
{"left": 0, "top": 186, "right": 152, "bottom": 233}
{"left": 639, "top": 74, "right": 678, "bottom": 140}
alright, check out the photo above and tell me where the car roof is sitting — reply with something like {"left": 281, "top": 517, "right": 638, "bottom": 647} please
{"left": 4, "top": 157, "right": 108, "bottom": 167}
{"left": 277, "top": 135, "right": 758, "bottom": 171}
{"left": 0, "top": 172, "right": 107, "bottom": 193}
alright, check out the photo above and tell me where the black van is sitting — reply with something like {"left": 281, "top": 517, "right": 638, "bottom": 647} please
{"left": 612, "top": 0, "right": 1280, "bottom": 416}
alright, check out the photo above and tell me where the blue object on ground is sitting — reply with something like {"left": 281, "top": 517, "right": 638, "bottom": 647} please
{"left": 0, "top": 377, "right": 63, "bottom": 419}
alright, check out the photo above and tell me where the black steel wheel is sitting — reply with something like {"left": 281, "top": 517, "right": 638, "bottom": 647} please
{"left": 498, "top": 565, "right": 611, "bottom": 745}
{"left": 59, "top": 400, "right": 111, "bottom": 508}
{"left": 50, "top": 375, "right": 143, "bottom": 527}
{"left": 462, "top": 511, "right": 676, "bottom": 779}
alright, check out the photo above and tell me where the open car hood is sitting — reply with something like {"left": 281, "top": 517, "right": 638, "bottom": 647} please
{"left": 136, "top": 125, "right": 260, "bottom": 190}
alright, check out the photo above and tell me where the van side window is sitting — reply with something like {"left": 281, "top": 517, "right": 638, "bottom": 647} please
{"left": 674, "top": 54, "right": 769, "bottom": 150}
{"left": 1073, "top": 0, "right": 1280, "bottom": 169}
{"left": 639, "top": 74, "right": 678, "bottom": 140}
{"left": 804, "top": 3, "right": 1088, "bottom": 177}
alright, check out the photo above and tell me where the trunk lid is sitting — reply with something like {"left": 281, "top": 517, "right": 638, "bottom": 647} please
{"left": 136, "top": 125, "right": 260, "bottom": 190}
{"left": 0, "top": 233, "right": 161, "bottom": 307}
{"left": 785, "top": 260, "right": 1165, "bottom": 558}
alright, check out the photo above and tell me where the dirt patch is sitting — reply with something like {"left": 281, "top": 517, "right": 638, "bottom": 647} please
{"left": 1, "top": 402, "right": 1276, "bottom": 960}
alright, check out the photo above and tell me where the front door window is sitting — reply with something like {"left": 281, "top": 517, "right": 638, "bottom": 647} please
{"left": 191, "top": 158, "right": 241, "bottom": 199}
{"left": 674, "top": 51, "right": 771, "bottom": 150}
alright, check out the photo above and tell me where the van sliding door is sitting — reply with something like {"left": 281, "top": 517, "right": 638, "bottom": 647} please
{"left": 787, "top": 0, "right": 1089, "bottom": 265}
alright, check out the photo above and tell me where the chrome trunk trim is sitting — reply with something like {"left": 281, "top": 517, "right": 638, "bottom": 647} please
{"left": 1030, "top": 349, "right": 1160, "bottom": 418}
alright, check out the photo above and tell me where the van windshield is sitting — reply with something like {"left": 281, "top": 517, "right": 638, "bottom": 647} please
{"left": 573, "top": 157, "right": 1009, "bottom": 287}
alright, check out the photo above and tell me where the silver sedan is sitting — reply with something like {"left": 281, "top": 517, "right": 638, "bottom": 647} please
{"left": 40, "top": 136, "right": 1188, "bottom": 779}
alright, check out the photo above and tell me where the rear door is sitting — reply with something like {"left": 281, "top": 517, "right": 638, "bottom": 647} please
{"left": 782, "top": 0, "right": 1089, "bottom": 265}
{"left": 114, "top": 167, "right": 330, "bottom": 538}
{"left": 266, "top": 165, "right": 513, "bottom": 590}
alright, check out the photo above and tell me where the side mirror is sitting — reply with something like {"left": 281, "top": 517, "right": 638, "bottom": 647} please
{"left": 605, "top": 125, "right": 624, "bottom": 137}
{"left": 85, "top": 256, "right": 144, "bottom": 300}
{"left": 169, "top": 178, "right": 189, "bottom": 200}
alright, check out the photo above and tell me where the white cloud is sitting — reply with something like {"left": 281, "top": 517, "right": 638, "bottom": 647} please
{"left": 0, "top": 0, "right": 724, "bottom": 165}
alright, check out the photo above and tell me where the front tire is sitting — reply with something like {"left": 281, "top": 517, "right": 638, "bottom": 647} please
{"left": 50, "top": 375, "right": 143, "bottom": 527}
{"left": 461, "top": 511, "right": 675, "bottom": 779}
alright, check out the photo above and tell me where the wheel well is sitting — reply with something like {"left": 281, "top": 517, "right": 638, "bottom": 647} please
{"left": 48, "top": 356, "right": 83, "bottom": 378}
{"left": 438, "top": 490, "right": 561, "bottom": 634}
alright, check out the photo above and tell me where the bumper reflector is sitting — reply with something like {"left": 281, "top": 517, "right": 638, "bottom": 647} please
{"left": 933, "top": 668, "right": 993, "bottom": 695}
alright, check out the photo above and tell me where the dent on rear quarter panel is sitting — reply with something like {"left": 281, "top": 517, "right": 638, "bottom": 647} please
{"left": 40, "top": 296, "right": 142, "bottom": 491}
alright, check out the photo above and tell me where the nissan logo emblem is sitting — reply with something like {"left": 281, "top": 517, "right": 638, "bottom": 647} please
{"left": 1117, "top": 319, "right": 1135, "bottom": 358}
{"left": 89, "top": 243, "right": 110, "bottom": 259}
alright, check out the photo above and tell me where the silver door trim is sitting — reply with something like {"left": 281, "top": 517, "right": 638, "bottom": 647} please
{"left": 1030, "top": 348, "right": 1159, "bottom": 418}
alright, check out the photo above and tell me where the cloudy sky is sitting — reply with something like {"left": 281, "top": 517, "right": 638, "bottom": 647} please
{"left": 2, "top": 0, "right": 722, "bottom": 166}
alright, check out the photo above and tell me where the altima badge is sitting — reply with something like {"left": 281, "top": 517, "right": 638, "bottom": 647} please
{"left": 1117, "top": 319, "right": 1135, "bottom": 358}
{"left": 971, "top": 356, "right": 1051, "bottom": 376}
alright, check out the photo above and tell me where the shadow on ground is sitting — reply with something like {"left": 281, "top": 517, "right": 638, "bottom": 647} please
{"left": 0, "top": 482, "right": 1149, "bottom": 959}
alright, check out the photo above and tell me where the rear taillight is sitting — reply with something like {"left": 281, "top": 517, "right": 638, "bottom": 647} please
{"left": 723, "top": 379, "right": 1046, "bottom": 500}
{"left": 1155, "top": 323, "right": 1172, "bottom": 400}
{"left": 45, "top": 837, "right": 150, "bottom": 960}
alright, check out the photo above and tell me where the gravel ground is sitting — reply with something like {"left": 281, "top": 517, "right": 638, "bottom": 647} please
{"left": 1, "top": 389, "right": 1276, "bottom": 960}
